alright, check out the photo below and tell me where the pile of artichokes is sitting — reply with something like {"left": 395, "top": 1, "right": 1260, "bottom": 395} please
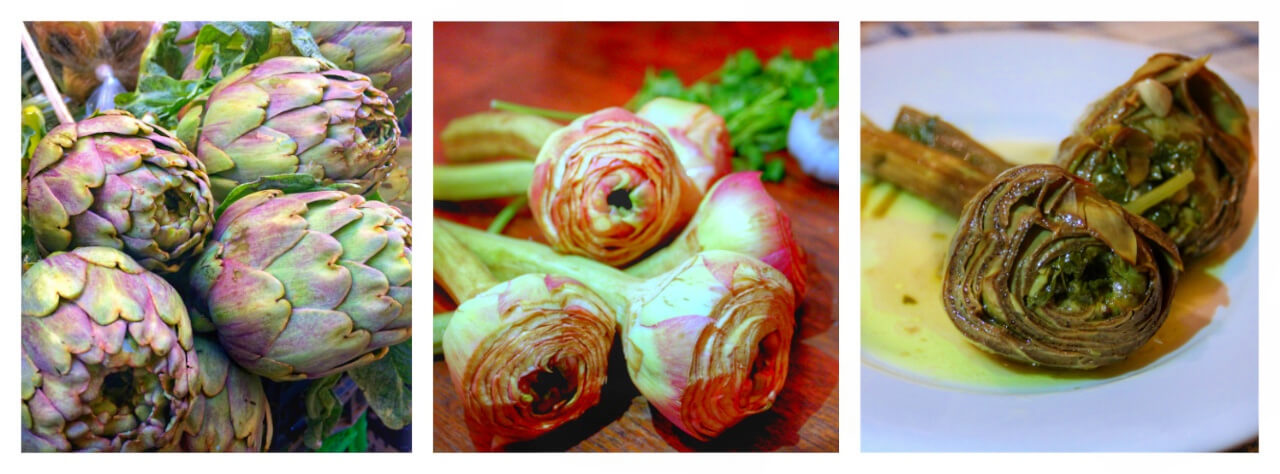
{"left": 21, "top": 21, "right": 412, "bottom": 452}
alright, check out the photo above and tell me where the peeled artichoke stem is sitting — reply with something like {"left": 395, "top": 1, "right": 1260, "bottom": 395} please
{"left": 433, "top": 161, "right": 535, "bottom": 201}
{"left": 432, "top": 219, "right": 499, "bottom": 301}
{"left": 861, "top": 118, "right": 993, "bottom": 215}
{"left": 437, "top": 219, "right": 797, "bottom": 440}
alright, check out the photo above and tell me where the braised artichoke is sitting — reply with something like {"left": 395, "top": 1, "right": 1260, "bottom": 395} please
{"left": 1054, "top": 53, "right": 1253, "bottom": 260}
{"left": 179, "top": 56, "right": 400, "bottom": 200}
{"left": 22, "top": 247, "right": 198, "bottom": 452}
{"left": 173, "top": 335, "right": 272, "bottom": 452}
{"left": 530, "top": 107, "right": 701, "bottom": 266}
{"left": 24, "top": 110, "right": 215, "bottom": 274}
{"left": 189, "top": 189, "right": 412, "bottom": 381}
{"left": 944, "top": 165, "right": 1182, "bottom": 369}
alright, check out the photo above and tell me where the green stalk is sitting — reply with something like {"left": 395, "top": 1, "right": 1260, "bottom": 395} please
{"left": 491, "top": 99, "right": 584, "bottom": 121}
{"left": 437, "top": 219, "right": 637, "bottom": 318}
{"left": 487, "top": 195, "right": 528, "bottom": 233}
{"left": 432, "top": 220, "right": 499, "bottom": 302}
{"left": 433, "top": 312, "right": 452, "bottom": 355}
{"left": 433, "top": 161, "right": 535, "bottom": 201}
{"left": 1123, "top": 170, "right": 1196, "bottom": 216}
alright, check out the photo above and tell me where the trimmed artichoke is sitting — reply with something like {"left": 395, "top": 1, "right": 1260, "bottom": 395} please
{"left": 180, "top": 56, "right": 400, "bottom": 200}
{"left": 376, "top": 137, "right": 412, "bottom": 217}
{"left": 636, "top": 97, "right": 733, "bottom": 193}
{"left": 944, "top": 165, "right": 1182, "bottom": 369}
{"left": 438, "top": 220, "right": 796, "bottom": 441}
{"left": 304, "top": 22, "right": 412, "bottom": 102}
{"left": 24, "top": 110, "right": 215, "bottom": 274}
{"left": 189, "top": 189, "right": 412, "bottom": 381}
{"left": 173, "top": 335, "right": 272, "bottom": 452}
{"left": 22, "top": 247, "right": 198, "bottom": 452}
{"left": 529, "top": 107, "right": 701, "bottom": 266}
{"left": 435, "top": 220, "right": 615, "bottom": 450}
{"left": 1054, "top": 53, "right": 1253, "bottom": 260}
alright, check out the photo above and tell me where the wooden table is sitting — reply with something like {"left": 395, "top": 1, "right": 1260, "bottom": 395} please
{"left": 432, "top": 22, "right": 840, "bottom": 452}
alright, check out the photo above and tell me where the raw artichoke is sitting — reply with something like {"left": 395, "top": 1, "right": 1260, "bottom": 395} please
{"left": 22, "top": 247, "right": 199, "bottom": 452}
{"left": 189, "top": 189, "right": 412, "bottom": 381}
{"left": 376, "top": 137, "right": 411, "bottom": 217}
{"left": 435, "top": 221, "right": 615, "bottom": 450}
{"left": 1054, "top": 53, "right": 1253, "bottom": 260}
{"left": 636, "top": 97, "right": 733, "bottom": 193}
{"left": 179, "top": 56, "right": 400, "bottom": 200}
{"left": 625, "top": 171, "right": 807, "bottom": 299}
{"left": 438, "top": 220, "right": 796, "bottom": 441}
{"left": 173, "top": 335, "right": 272, "bottom": 452}
{"left": 944, "top": 165, "right": 1182, "bottom": 368}
{"left": 529, "top": 107, "right": 701, "bottom": 266}
{"left": 24, "top": 110, "right": 215, "bottom": 274}
{"left": 304, "top": 22, "right": 411, "bottom": 102}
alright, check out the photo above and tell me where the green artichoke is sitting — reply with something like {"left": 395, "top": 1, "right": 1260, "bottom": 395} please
{"left": 376, "top": 137, "right": 411, "bottom": 217}
{"left": 179, "top": 56, "right": 400, "bottom": 200}
{"left": 189, "top": 189, "right": 412, "bottom": 381}
{"left": 24, "top": 110, "right": 215, "bottom": 274}
{"left": 173, "top": 335, "right": 272, "bottom": 452}
{"left": 304, "top": 22, "right": 411, "bottom": 102}
{"left": 22, "top": 247, "right": 199, "bottom": 452}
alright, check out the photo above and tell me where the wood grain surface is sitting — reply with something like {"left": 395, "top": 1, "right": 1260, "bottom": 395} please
{"left": 432, "top": 22, "right": 839, "bottom": 452}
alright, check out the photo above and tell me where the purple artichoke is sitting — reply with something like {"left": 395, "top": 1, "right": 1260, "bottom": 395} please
{"left": 180, "top": 56, "right": 400, "bottom": 200}
{"left": 173, "top": 335, "right": 272, "bottom": 452}
{"left": 22, "top": 247, "right": 199, "bottom": 452}
{"left": 189, "top": 189, "right": 412, "bottom": 381}
{"left": 24, "top": 110, "right": 215, "bottom": 274}
{"left": 304, "top": 22, "right": 411, "bottom": 102}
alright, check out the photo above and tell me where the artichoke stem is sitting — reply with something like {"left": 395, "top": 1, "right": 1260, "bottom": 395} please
{"left": 437, "top": 219, "right": 637, "bottom": 318}
{"left": 490, "top": 99, "right": 585, "bottom": 121}
{"left": 432, "top": 312, "right": 452, "bottom": 356}
{"left": 433, "top": 220, "right": 500, "bottom": 302}
{"left": 433, "top": 161, "right": 535, "bottom": 201}
{"left": 860, "top": 119, "right": 994, "bottom": 216}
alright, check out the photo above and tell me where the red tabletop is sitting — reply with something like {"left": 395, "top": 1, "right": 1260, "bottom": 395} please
{"left": 433, "top": 21, "right": 840, "bottom": 452}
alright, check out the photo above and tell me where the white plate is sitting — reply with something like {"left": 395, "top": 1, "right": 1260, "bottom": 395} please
{"left": 860, "top": 31, "right": 1259, "bottom": 452}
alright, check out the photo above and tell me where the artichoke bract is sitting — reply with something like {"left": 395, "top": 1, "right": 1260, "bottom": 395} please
{"left": 944, "top": 165, "right": 1182, "bottom": 369}
{"left": 626, "top": 171, "right": 808, "bottom": 299}
{"left": 174, "top": 335, "right": 272, "bottom": 452}
{"left": 636, "top": 97, "right": 733, "bottom": 193}
{"left": 305, "top": 22, "right": 412, "bottom": 102}
{"left": 529, "top": 107, "right": 701, "bottom": 266}
{"left": 181, "top": 56, "right": 400, "bottom": 200}
{"left": 436, "top": 221, "right": 615, "bottom": 450}
{"left": 1054, "top": 53, "right": 1253, "bottom": 260}
{"left": 24, "top": 110, "right": 215, "bottom": 274}
{"left": 376, "top": 137, "right": 412, "bottom": 217}
{"left": 22, "top": 247, "right": 199, "bottom": 452}
{"left": 189, "top": 189, "right": 412, "bottom": 381}
{"left": 438, "top": 220, "right": 796, "bottom": 441}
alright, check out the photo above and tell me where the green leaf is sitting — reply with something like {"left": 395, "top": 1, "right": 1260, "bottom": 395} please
{"left": 762, "top": 158, "right": 787, "bottom": 182}
{"left": 302, "top": 374, "right": 346, "bottom": 450}
{"left": 348, "top": 340, "right": 411, "bottom": 430}
{"left": 319, "top": 412, "right": 368, "bottom": 452}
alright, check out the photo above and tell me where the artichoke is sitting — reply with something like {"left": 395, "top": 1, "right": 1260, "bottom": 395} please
{"left": 636, "top": 97, "right": 733, "bottom": 193}
{"left": 189, "top": 189, "right": 412, "bottom": 381}
{"left": 376, "top": 137, "right": 411, "bottom": 217}
{"left": 944, "top": 165, "right": 1182, "bottom": 369}
{"left": 22, "top": 247, "right": 198, "bottom": 452}
{"left": 626, "top": 171, "right": 807, "bottom": 299}
{"left": 24, "top": 110, "right": 215, "bottom": 274}
{"left": 179, "top": 56, "right": 400, "bottom": 200}
{"left": 1054, "top": 53, "right": 1253, "bottom": 260}
{"left": 435, "top": 221, "right": 615, "bottom": 450}
{"left": 438, "top": 220, "right": 796, "bottom": 441}
{"left": 529, "top": 107, "right": 701, "bottom": 266}
{"left": 304, "top": 22, "right": 412, "bottom": 102}
{"left": 173, "top": 335, "right": 272, "bottom": 452}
